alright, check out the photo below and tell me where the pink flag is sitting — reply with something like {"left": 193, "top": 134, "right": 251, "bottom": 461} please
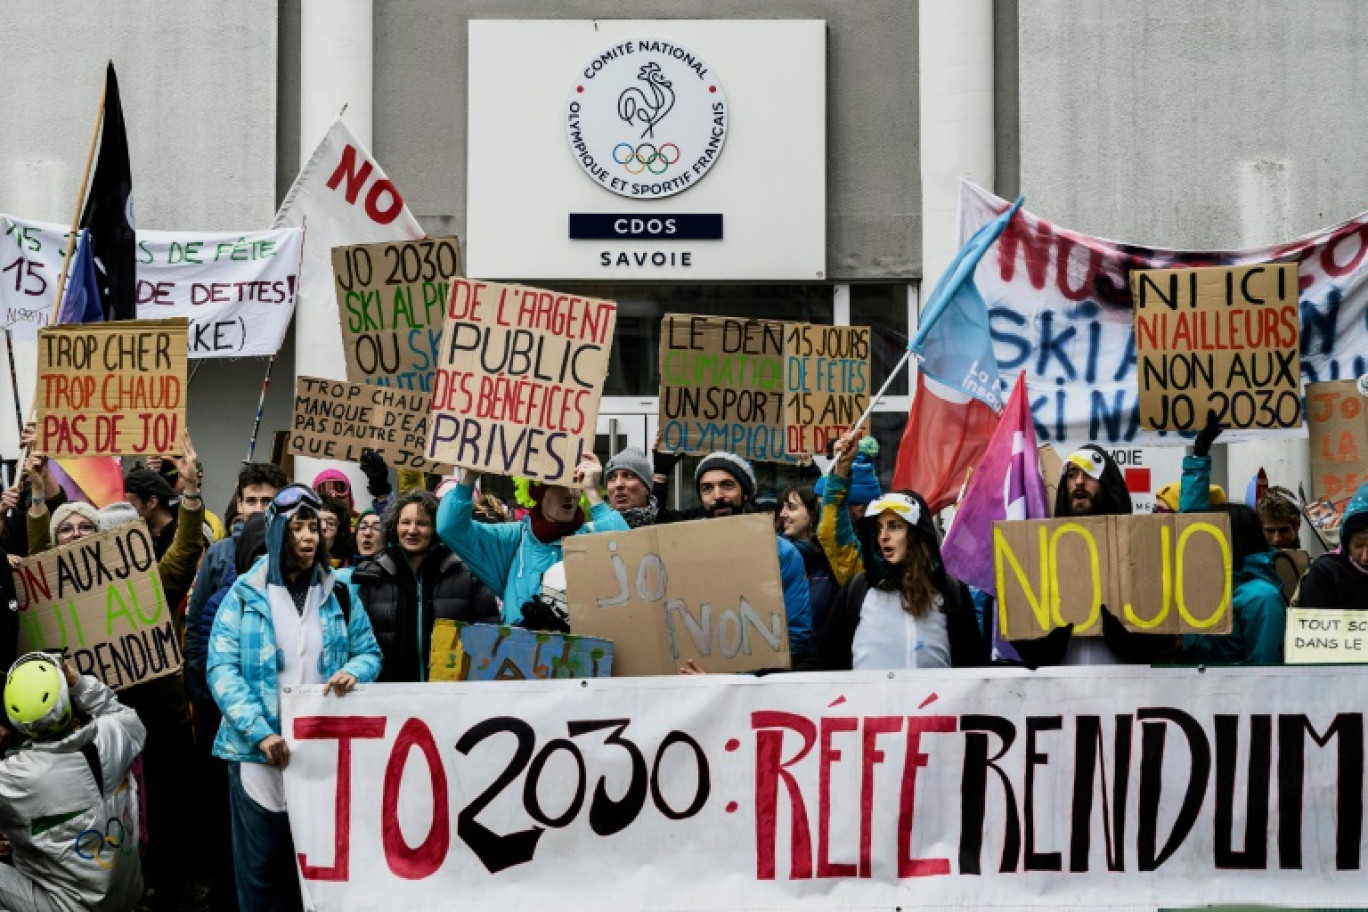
{"left": 940, "top": 372, "right": 1049, "bottom": 593}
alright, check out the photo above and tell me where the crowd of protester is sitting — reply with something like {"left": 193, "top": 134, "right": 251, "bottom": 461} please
{"left": 0, "top": 406, "right": 1357, "bottom": 911}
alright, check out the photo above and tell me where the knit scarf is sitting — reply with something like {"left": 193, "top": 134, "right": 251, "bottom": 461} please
{"left": 530, "top": 508, "right": 586, "bottom": 544}
{"left": 618, "top": 496, "right": 660, "bottom": 529}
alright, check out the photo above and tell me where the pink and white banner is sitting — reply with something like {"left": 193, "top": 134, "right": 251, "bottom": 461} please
{"left": 961, "top": 181, "right": 1368, "bottom": 448}
{"left": 283, "top": 667, "right": 1368, "bottom": 910}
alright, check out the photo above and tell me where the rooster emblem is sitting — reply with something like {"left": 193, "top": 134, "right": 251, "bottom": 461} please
{"left": 617, "top": 62, "right": 675, "bottom": 139}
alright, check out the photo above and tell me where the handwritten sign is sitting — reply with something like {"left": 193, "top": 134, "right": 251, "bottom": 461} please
{"left": 1285, "top": 608, "right": 1368, "bottom": 664}
{"left": 427, "top": 279, "right": 616, "bottom": 485}
{"left": 35, "top": 319, "right": 187, "bottom": 457}
{"left": 333, "top": 237, "right": 463, "bottom": 392}
{"left": 427, "top": 621, "right": 612, "bottom": 680}
{"left": 994, "top": 513, "right": 1233, "bottom": 639}
{"left": 13, "top": 522, "right": 180, "bottom": 690}
{"left": 1132, "top": 263, "right": 1301, "bottom": 430}
{"left": 288, "top": 376, "right": 451, "bottom": 473}
{"left": 783, "top": 323, "right": 870, "bottom": 455}
{"left": 1307, "top": 379, "right": 1368, "bottom": 516}
{"left": 1, "top": 214, "right": 302, "bottom": 354}
{"left": 658, "top": 314, "right": 790, "bottom": 462}
{"left": 563, "top": 514, "right": 789, "bottom": 675}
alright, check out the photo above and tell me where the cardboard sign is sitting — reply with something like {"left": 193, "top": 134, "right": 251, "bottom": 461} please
{"left": 288, "top": 375, "right": 451, "bottom": 473}
{"left": 1038, "top": 444, "right": 1063, "bottom": 515}
{"left": 333, "top": 237, "right": 463, "bottom": 391}
{"left": 1307, "top": 379, "right": 1368, "bottom": 515}
{"left": 562, "top": 514, "right": 789, "bottom": 675}
{"left": 12, "top": 522, "right": 181, "bottom": 690}
{"left": 658, "top": 314, "right": 789, "bottom": 462}
{"left": 1285, "top": 608, "right": 1368, "bottom": 664}
{"left": 1132, "top": 263, "right": 1301, "bottom": 431}
{"left": 35, "top": 319, "right": 188, "bottom": 457}
{"left": 782, "top": 323, "right": 871, "bottom": 455}
{"left": 994, "top": 513, "right": 1233, "bottom": 639}
{"left": 427, "top": 620, "right": 612, "bottom": 680}
{"left": 426, "top": 279, "right": 616, "bottom": 485}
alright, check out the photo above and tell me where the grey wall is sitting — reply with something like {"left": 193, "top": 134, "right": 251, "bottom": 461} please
{"left": 0, "top": 0, "right": 281, "bottom": 515}
{"left": 1018, "top": 0, "right": 1368, "bottom": 247}
{"left": 373, "top": 0, "right": 921, "bottom": 280}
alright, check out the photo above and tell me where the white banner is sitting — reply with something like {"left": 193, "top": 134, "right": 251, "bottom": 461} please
{"left": 0, "top": 214, "right": 303, "bottom": 356}
{"left": 283, "top": 667, "right": 1368, "bottom": 910}
{"left": 962, "top": 181, "right": 1368, "bottom": 448}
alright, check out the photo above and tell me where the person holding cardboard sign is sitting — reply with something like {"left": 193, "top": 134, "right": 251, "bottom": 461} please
{"left": 436, "top": 454, "right": 629, "bottom": 625}
{"left": 801, "top": 491, "right": 987, "bottom": 671}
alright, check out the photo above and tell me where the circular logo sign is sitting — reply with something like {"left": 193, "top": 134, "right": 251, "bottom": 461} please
{"left": 567, "top": 39, "right": 728, "bottom": 199}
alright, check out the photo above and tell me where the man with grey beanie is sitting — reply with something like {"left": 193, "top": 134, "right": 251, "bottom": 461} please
{"left": 694, "top": 450, "right": 814, "bottom": 658}
{"left": 603, "top": 446, "right": 685, "bottom": 528}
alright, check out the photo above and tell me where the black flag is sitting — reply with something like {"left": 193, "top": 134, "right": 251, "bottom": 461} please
{"left": 80, "top": 62, "right": 136, "bottom": 321}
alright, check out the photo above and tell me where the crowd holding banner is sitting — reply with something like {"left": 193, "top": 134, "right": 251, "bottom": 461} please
{"left": 1, "top": 68, "right": 1368, "bottom": 912}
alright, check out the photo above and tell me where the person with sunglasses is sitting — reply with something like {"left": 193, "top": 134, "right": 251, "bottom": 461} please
{"left": 801, "top": 491, "right": 988, "bottom": 672}
{"left": 207, "top": 484, "right": 381, "bottom": 911}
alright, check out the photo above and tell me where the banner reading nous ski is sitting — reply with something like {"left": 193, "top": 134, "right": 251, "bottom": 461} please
{"left": 284, "top": 667, "right": 1368, "bottom": 911}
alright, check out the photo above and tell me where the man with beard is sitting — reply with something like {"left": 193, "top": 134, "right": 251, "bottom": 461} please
{"left": 694, "top": 452, "right": 813, "bottom": 658}
{"left": 1017, "top": 444, "right": 1172, "bottom": 666}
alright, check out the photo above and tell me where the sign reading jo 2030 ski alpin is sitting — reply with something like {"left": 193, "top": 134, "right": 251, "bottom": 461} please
{"left": 566, "top": 39, "right": 727, "bottom": 199}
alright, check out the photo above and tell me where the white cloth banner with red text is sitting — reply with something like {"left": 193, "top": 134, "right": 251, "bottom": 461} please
{"left": 283, "top": 667, "right": 1367, "bottom": 911}
{"left": 0, "top": 214, "right": 302, "bottom": 355}
{"left": 961, "top": 181, "right": 1368, "bottom": 448}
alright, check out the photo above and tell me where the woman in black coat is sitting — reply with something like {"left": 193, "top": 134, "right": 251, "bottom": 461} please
{"left": 352, "top": 491, "right": 499, "bottom": 681}
{"left": 801, "top": 490, "right": 988, "bottom": 671}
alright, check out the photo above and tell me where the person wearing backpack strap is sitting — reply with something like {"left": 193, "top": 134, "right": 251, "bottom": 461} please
{"left": 207, "top": 484, "right": 381, "bottom": 911}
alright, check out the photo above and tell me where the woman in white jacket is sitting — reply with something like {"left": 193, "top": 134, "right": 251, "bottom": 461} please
{"left": 0, "top": 653, "right": 147, "bottom": 912}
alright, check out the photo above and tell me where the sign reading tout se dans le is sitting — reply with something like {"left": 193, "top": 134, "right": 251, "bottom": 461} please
{"left": 993, "top": 514, "right": 1233, "bottom": 639}
{"left": 35, "top": 318, "right": 188, "bottom": 457}
{"left": 1131, "top": 263, "right": 1301, "bottom": 431}
{"left": 427, "top": 279, "right": 616, "bottom": 485}
{"left": 13, "top": 523, "right": 180, "bottom": 690}
{"left": 332, "top": 237, "right": 463, "bottom": 392}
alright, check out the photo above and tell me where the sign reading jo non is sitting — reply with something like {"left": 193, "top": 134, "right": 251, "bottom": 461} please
{"left": 566, "top": 39, "right": 728, "bottom": 199}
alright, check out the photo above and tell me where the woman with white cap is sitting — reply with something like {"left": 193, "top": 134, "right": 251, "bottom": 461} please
{"left": 801, "top": 490, "right": 987, "bottom": 671}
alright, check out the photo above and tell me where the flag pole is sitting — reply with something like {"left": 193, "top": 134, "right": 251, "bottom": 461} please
{"left": 50, "top": 65, "right": 109, "bottom": 327}
{"left": 850, "top": 349, "right": 913, "bottom": 431}
{"left": 245, "top": 355, "right": 276, "bottom": 463}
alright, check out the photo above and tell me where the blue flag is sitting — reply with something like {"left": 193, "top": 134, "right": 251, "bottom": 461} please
{"left": 56, "top": 230, "right": 105, "bottom": 325}
{"left": 908, "top": 196, "right": 1023, "bottom": 413}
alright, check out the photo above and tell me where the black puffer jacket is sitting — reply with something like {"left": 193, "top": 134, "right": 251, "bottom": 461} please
{"left": 352, "top": 544, "right": 500, "bottom": 682}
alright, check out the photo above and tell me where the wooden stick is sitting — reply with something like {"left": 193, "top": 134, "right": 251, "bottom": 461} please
{"left": 49, "top": 65, "right": 109, "bottom": 327}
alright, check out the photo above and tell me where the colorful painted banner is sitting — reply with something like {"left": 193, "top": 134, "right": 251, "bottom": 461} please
{"left": 427, "top": 621, "right": 612, "bottom": 680}
{"left": 427, "top": 279, "right": 617, "bottom": 485}
{"left": 283, "top": 666, "right": 1368, "bottom": 910}
{"left": 960, "top": 181, "right": 1368, "bottom": 447}
{"left": 13, "top": 522, "right": 180, "bottom": 690}
{"left": 782, "top": 323, "right": 870, "bottom": 455}
{"left": 993, "top": 513, "right": 1233, "bottom": 639}
{"left": 0, "top": 214, "right": 303, "bottom": 356}
{"left": 1132, "top": 264, "right": 1301, "bottom": 431}
{"left": 333, "top": 237, "right": 463, "bottom": 391}
{"left": 288, "top": 375, "right": 450, "bottom": 473}
{"left": 562, "top": 514, "right": 788, "bottom": 676}
{"left": 34, "top": 319, "right": 187, "bottom": 457}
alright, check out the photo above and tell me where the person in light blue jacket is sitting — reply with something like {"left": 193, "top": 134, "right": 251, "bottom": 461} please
{"left": 208, "top": 484, "right": 381, "bottom": 912}
{"left": 436, "top": 453, "right": 630, "bottom": 624}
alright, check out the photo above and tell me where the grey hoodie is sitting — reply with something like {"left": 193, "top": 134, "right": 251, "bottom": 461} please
{"left": 0, "top": 675, "right": 147, "bottom": 912}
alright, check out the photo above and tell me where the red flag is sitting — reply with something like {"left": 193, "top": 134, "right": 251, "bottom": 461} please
{"left": 893, "top": 372, "right": 999, "bottom": 512}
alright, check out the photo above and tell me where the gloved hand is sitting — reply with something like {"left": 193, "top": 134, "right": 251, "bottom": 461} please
{"left": 359, "top": 449, "right": 392, "bottom": 498}
{"left": 1193, "top": 409, "right": 1223, "bottom": 458}
{"left": 652, "top": 448, "right": 683, "bottom": 478}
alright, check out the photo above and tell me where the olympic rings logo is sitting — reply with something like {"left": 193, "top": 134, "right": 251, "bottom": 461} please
{"left": 73, "top": 814, "right": 135, "bottom": 869}
{"left": 612, "top": 142, "right": 681, "bottom": 175}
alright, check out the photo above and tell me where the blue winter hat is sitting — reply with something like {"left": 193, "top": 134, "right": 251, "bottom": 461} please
{"left": 1343, "top": 481, "right": 1368, "bottom": 545}
{"left": 815, "top": 455, "right": 883, "bottom": 507}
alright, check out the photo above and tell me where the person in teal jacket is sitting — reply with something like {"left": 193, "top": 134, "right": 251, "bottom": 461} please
{"left": 1176, "top": 414, "right": 1285, "bottom": 664}
{"left": 436, "top": 453, "right": 629, "bottom": 624}
{"left": 207, "top": 484, "right": 382, "bottom": 911}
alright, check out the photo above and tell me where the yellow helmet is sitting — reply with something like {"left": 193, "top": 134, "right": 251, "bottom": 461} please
{"left": 5, "top": 653, "right": 73, "bottom": 740}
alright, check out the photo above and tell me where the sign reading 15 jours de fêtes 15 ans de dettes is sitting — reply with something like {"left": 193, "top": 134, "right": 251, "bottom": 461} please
{"left": 467, "top": 21, "right": 825, "bottom": 280}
